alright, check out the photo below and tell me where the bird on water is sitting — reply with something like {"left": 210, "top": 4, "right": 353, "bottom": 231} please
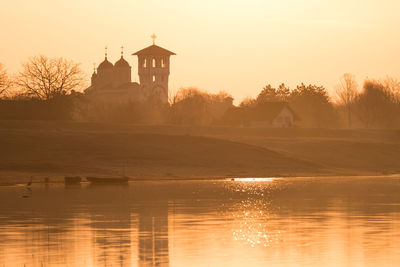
{"left": 26, "top": 176, "right": 32, "bottom": 187}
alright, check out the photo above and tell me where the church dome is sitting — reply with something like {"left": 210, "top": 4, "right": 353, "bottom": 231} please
{"left": 115, "top": 56, "right": 130, "bottom": 68}
{"left": 98, "top": 58, "right": 113, "bottom": 70}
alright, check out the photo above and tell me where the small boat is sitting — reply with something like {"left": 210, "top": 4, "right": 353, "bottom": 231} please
{"left": 64, "top": 176, "right": 82, "bottom": 184}
{"left": 86, "top": 176, "right": 129, "bottom": 184}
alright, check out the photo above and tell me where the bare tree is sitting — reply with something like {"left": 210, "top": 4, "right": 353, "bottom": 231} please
{"left": 381, "top": 76, "right": 400, "bottom": 101}
{"left": 168, "top": 88, "right": 177, "bottom": 105}
{"left": 0, "top": 63, "right": 11, "bottom": 97}
{"left": 335, "top": 73, "right": 358, "bottom": 128}
{"left": 16, "top": 55, "right": 84, "bottom": 100}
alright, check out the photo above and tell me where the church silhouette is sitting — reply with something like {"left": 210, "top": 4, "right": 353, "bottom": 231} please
{"left": 86, "top": 36, "right": 175, "bottom": 104}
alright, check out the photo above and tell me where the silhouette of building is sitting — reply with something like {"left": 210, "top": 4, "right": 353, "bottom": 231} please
{"left": 224, "top": 102, "right": 299, "bottom": 128}
{"left": 86, "top": 36, "right": 175, "bottom": 104}
{"left": 133, "top": 40, "right": 175, "bottom": 104}
{"left": 246, "top": 102, "right": 299, "bottom": 128}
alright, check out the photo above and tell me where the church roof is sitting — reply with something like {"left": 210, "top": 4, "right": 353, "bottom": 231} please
{"left": 114, "top": 56, "right": 130, "bottom": 68}
{"left": 132, "top": 44, "right": 176, "bottom": 56}
{"left": 98, "top": 58, "right": 113, "bottom": 70}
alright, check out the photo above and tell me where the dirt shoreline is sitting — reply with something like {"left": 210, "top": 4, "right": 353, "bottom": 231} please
{"left": 1, "top": 173, "right": 399, "bottom": 187}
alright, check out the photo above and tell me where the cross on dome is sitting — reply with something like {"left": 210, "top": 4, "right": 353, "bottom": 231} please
{"left": 151, "top": 34, "right": 157, "bottom": 45}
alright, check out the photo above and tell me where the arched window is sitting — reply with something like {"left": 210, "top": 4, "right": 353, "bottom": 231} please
{"left": 161, "top": 58, "right": 165, "bottom": 68}
{"left": 152, "top": 75, "right": 156, "bottom": 82}
{"left": 152, "top": 58, "right": 156, "bottom": 68}
{"left": 143, "top": 59, "right": 147, "bottom": 68}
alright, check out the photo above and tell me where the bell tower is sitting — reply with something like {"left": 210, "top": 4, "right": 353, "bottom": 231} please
{"left": 132, "top": 35, "right": 176, "bottom": 103}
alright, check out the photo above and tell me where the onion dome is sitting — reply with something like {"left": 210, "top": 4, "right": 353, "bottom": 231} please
{"left": 98, "top": 58, "right": 113, "bottom": 70}
{"left": 115, "top": 56, "right": 130, "bottom": 68}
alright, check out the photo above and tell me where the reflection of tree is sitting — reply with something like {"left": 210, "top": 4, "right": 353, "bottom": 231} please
{"left": 137, "top": 201, "right": 169, "bottom": 267}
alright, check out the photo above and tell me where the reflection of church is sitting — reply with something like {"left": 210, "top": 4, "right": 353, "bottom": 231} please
{"left": 86, "top": 185, "right": 170, "bottom": 267}
{"left": 85, "top": 36, "right": 175, "bottom": 104}
{"left": 137, "top": 201, "right": 170, "bottom": 267}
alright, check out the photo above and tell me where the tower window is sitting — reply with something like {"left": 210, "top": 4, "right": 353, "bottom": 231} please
{"left": 152, "top": 75, "right": 156, "bottom": 82}
{"left": 152, "top": 58, "right": 156, "bottom": 68}
{"left": 161, "top": 59, "right": 165, "bottom": 68}
{"left": 143, "top": 59, "right": 147, "bottom": 68}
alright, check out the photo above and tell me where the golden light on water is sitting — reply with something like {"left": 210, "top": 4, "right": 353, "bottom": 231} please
{"left": 231, "top": 177, "right": 278, "bottom": 182}
{"left": 1, "top": 178, "right": 400, "bottom": 266}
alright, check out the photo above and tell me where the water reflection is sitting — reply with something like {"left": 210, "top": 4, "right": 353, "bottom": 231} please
{"left": 0, "top": 177, "right": 400, "bottom": 266}
{"left": 137, "top": 200, "right": 169, "bottom": 267}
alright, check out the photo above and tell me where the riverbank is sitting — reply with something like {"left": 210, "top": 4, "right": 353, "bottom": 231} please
{"left": 1, "top": 120, "right": 399, "bottom": 183}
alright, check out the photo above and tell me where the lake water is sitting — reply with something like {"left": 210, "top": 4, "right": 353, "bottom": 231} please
{"left": 1, "top": 176, "right": 400, "bottom": 266}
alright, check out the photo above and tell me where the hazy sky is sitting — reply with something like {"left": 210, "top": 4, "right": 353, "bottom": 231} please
{"left": 1, "top": 0, "right": 400, "bottom": 102}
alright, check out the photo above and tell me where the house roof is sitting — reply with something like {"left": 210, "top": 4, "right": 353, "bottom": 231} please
{"left": 132, "top": 44, "right": 176, "bottom": 56}
{"left": 244, "top": 102, "right": 300, "bottom": 122}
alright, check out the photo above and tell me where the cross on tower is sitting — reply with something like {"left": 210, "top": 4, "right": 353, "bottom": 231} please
{"left": 105, "top": 46, "right": 108, "bottom": 58}
{"left": 121, "top": 45, "right": 124, "bottom": 57}
{"left": 151, "top": 34, "right": 157, "bottom": 45}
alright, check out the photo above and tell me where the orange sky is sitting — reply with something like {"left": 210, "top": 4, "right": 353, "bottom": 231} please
{"left": 1, "top": 0, "right": 400, "bottom": 102}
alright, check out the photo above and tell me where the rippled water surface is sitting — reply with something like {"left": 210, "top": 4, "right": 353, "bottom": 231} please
{"left": 1, "top": 176, "right": 400, "bottom": 266}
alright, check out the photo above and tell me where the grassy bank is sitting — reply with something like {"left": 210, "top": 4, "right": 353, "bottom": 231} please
{"left": 0, "top": 121, "right": 325, "bottom": 182}
{"left": 0, "top": 120, "right": 399, "bottom": 182}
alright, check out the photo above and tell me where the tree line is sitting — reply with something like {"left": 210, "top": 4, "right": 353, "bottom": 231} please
{"left": 1, "top": 56, "right": 399, "bottom": 128}
{"left": 0, "top": 56, "right": 84, "bottom": 120}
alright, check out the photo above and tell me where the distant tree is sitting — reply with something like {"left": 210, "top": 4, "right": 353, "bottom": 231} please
{"left": 276, "top": 83, "right": 291, "bottom": 101}
{"left": 256, "top": 84, "right": 276, "bottom": 103}
{"left": 171, "top": 87, "right": 208, "bottom": 125}
{"left": 171, "top": 87, "right": 233, "bottom": 125}
{"left": 239, "top": 97, "right": 256, "bottom": 107}
{"left": 354, "top": 80, "right": 398, "bottom": 128}
{"left": 0, "top": 63, "right": 11, "bottom": 97}
{"left": 335, "top": 73, "right": 359, "bottom": 128}
{"left": 207, "top": 91, "right": 234, "bottom": 124}
{"left": 16, "top": 55, "right": 84, "bottom": 100}
{"left": 256, "top": 83, "right": 290, "bottom": 103}
{"left": 290, "top": 83, "right": 337, "bottom": 127}
{"left": 144, "top": 91, "right": 170, "bottom": 124}
{"left": 0, "top": 93, "right": 81, "bottom": 121}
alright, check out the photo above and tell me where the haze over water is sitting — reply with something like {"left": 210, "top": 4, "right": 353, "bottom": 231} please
{"left": 1, "top": 176, "right": 400, "bottom": 267}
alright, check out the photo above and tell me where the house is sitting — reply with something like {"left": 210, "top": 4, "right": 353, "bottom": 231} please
{"left": 223, "top": 102, "right": 299, "bottom": 128}
{"left": 245, "top": 102, "right": 299, "bottom": 128}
